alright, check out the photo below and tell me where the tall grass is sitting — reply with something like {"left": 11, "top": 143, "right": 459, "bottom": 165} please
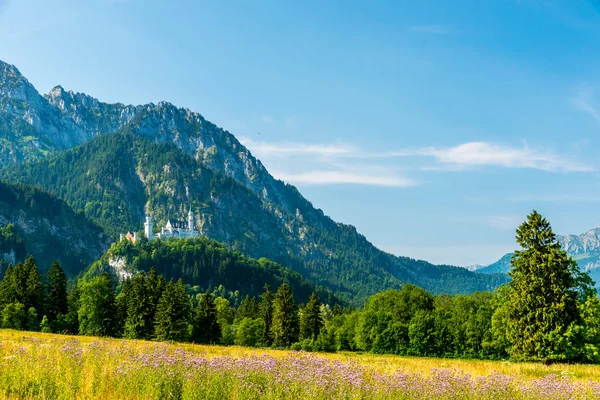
{"left": 1, "top": 330, "right": 599, "bottom": 399}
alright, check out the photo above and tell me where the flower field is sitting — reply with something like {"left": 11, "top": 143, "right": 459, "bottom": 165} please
{"left": 1, "top": 330, "right": 600, "bottom": 400}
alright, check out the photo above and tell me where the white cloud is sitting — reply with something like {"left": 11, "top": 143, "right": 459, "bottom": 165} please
{"left": 271, "top": 169, "right": 416, "bottom": 188}
{"left": 415, "top": 142, "right": 592, "bottom": 172}
{"left": 239, "top": 138, "right": 591, "bottom": 188}
{"left": 570, "top": 88, "right": 600, "bottom": 127}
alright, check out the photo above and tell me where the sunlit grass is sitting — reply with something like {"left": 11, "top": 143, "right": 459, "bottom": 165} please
{"left": 1, "top": 329, "right": 599, "bottom": 399}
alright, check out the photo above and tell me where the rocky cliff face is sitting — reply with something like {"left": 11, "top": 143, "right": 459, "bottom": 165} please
{"left": 560, "top": 228, "right": 600, "bottom": 256}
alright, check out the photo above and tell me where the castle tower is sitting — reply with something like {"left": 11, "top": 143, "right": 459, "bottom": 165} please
{"left": 144, "top": 214, "right": 153, "bottom": 241}
{"left": 188, "top": 208, "right": 194, "bottom": 231}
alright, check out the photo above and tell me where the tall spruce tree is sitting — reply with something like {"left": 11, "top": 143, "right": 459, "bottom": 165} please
{"left": 260, "top": 284, "right": 274, "bottom": 346}
{"left": 300, "top": 292, "right": 323, "bottom": 341}
{"left": 46, "top": 261, "right": 68, "bottom": 322}
{"left": 154, "top": 279, "right": 191, "bottom": 342}
{"left": 192, "top": 292, "right": 221, "bottom": 344}
{"left": 505, "top": 211, "right": 592, "bottom": 361}
{"left": 0, "top": 264, "right": 16, "bottom": 310}
{"left": 124, "top": 272, "right": 154, "bottom": 339}
{"left": 24, "top": 256, "right": 44, "bottom": 315}
{"left": 271, "top": 283, "right": 299, "bottom": 347}
{"left": 145, "top": 267, "right": 166, "bottom": 325}
{"left": 78, "top": 272, "right": 117, "bottom": 337}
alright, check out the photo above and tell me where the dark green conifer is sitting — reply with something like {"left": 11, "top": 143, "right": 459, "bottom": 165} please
{"left": 154, "top": 279, "right": 191, "bottom": 342}
{"left": 260, "top": 284, "right": 274, "bottom": 345}
{"left": 505, "top": 211, "right": 593, "bottom": 361}
{"left": 300, "top": 292, "right": 323, "bottom": 341}
{"left": 192, "top": 291, "right": 221, "bottom": 344}
{"left": 46, "top": 260, "right": 68, "bottom": 322}
{"left": 24, "top": 256, "right": 44, "bottom": 315}
{"left": 271, "top": 283, "right": 299, "bottom": 347}
{"left": 124, "top": 272, "right": 154, "bottom": 339}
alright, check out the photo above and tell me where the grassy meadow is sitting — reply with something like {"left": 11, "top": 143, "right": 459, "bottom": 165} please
{"left": 1, "top": 329, "right": 600, "bottom": 400}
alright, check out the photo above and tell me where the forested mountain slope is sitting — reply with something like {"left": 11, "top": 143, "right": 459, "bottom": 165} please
{"left": 1, "top": 133, "right": 508, "bottom": 302}
{"left": 0, "top": 181, "right": 111, "bottom": 276}
{"left": 0, "top": 59, "right": 507, "bottom": 303}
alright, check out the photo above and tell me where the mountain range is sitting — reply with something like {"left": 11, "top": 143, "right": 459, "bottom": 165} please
{"left": 0, "top": 60, "right": 507, "bottom": 303}
{"left": 476, "top": 228, "right": 600, "bottom": 287}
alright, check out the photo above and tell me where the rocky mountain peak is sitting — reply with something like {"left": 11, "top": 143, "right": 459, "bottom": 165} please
{"left": 559, "top": 227, "right": 600, "bottom": 255}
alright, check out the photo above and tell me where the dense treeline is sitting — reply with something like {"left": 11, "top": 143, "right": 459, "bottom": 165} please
{"left": 1, "top": 211, "right": 599, "bottom": 363}
{"left": 0, "top": 256, "right": 316, "bottom": 348}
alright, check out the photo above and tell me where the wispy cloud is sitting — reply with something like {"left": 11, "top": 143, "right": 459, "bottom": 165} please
{"left": 409, "top": 25, "right": 457, "bottom": 35}
{"left": 570, "top": 87, "right": 600, "bottom": 126}
{"left": 240, "top": 137, "right": 414, "bottom": 187}
{"left": 239, "top": 138, "right": 591, "bottom": 187}
{"left": 270, "top": 170, "right": 416, "bottom": 188}
{"left": 415, "top": 142, "right": 592, "bottom": 172}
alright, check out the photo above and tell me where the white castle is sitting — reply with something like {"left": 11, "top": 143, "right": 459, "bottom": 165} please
{"left": 120, "top": 209, "right": 199, "bottom": 243}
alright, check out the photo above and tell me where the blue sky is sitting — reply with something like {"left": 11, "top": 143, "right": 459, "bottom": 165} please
{"left": 1, "top": 0, "right": 600, "bottom": 266}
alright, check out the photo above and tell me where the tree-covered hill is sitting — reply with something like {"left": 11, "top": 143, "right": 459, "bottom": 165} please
{"left": 0, "top": 181, "right": 111, "bottom": 277}
{"left": 88, "top": 236, "right": 338, "bottom": 305}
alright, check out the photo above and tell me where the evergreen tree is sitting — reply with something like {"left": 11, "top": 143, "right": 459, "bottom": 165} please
{"left": 505, "top": 211, "right": 592, "bottom": 361}
{"left": 24, "top": 256, "right": 44, "bottom": 314}
{"left": 236, "top": 295, "right": 259, "bottom": 321}
{"left": 0, "top": 264, "right": 16, "bottom": 310}
{"left": 46, "top": 260, "right": 68, "bottom": 322}
{"left": 115, "top": 278, "right": 131, "bottom": 337}
{"left": 260, "top": 284, "right": 274, "bottom": 346}
{"left": 300, "top": 292, "right": 323, "bottom": 341}
{"left": 78, "top": 272, "right": 117, "bottom": 337}
{"left": 271, "top": 283, "right": 299, "bottom": 347}
{"left": 124, "top": 272, "right": 155, "bottom": 339}
{"left": 154, "top": 279, "right": 191, "bottom": 342}
{"left": 145, "top": 267, "right": 166, "bottom": 325}
{"left": 192, "top": 292, "right": 221, "bottom": 344}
